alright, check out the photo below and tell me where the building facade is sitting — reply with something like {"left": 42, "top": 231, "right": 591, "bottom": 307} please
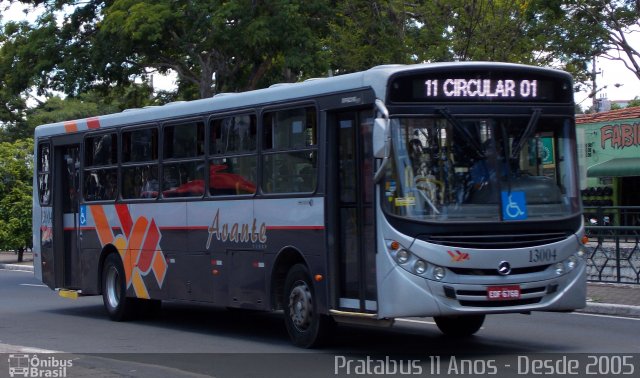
{"left": 576, "top": 107, "right": 640, "bottom": 225}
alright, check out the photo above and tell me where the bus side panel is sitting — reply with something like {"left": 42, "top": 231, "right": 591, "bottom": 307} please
{"left": 187, "top": 199, "right": 256, "bottom": 305}
{"left": 254, "top": 197, "right": 327, "bottom": 312}
{"left": 227, "top": 249, "right": 267, "bottom": 309}
{"left": 126, "top": 203, "right": 186, "bottom": 301}
{"left": 79, "top": 248, "right": 101, "bottom": 295}
{"left": 32, "top": 205, "right": 43, "bottom": 282}
{"left": 39, "top": 206, "right": 56, "bottom": 289}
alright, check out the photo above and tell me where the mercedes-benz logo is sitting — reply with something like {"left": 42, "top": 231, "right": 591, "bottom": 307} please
{"left": 497, "top": 261, "right": 512, "bottom": 276}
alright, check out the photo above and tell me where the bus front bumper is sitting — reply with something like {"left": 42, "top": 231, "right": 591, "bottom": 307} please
{"left": 376, "top": 261, "right": 586, "bottom": 319}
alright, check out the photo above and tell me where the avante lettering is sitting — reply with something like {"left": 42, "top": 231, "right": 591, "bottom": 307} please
{"left": 206, "top": 209, "right": 267, "bottom": 249}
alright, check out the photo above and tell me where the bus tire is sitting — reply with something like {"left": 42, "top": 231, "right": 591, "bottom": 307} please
{"left": 283, "top": 264, "right": 330, "bottom": 348}
{"left": 102, "top": 253, "right": 137, "bottom": 321}
{"left": 434, "top": 314, "right": 485, "bottom": 337}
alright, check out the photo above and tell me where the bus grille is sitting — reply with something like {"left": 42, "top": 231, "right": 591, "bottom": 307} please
{"left": 421, "top": 232, "right": 569, "bottom": 249}
{"left": 448, "top": 264, "right": 550, "bottom": 276}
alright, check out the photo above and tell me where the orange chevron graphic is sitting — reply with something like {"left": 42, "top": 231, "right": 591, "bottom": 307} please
{"left": 90, "top": 205, "right": 167, "bottom": 299}
{"left": 447, "top": 250, "right": 470, "bottom": 262}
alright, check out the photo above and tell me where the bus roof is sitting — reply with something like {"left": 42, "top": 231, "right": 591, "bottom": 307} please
{"left": 33, "top": 62, "right": 569, "bottom": 138}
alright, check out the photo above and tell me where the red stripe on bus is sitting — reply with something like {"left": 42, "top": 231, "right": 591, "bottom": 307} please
{"left": 71, "top": 225, "right": 324, "bottom": 232}
{"left": 155, "top": 225, "right": 324, "bottom": 231}
{"left": 87, "top": 117, "right": 101, "bottom": 129}
{"left": 115, "top": 204, "right": 133, "bottom": 238}
{"left": 266, "top": 226, "right": 324, "bottom": 230}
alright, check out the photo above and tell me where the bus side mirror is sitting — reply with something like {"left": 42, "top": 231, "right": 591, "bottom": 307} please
{"left": 373, "top": 117, "right": 389, "bottom": 159}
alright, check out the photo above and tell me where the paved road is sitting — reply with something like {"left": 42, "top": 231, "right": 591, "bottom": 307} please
{"left": 1, "top": 269, "right": 639, "bottom": 377}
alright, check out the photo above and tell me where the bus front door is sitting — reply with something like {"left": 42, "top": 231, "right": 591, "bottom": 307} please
{"left": 330, "top": 110, "right": 377, "bottom": 313}
{"left": 51, "top": 142, "right": 82, "bottom": 289}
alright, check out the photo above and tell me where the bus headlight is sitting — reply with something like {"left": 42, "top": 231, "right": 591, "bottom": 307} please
{"left": 433, "top": 266, "right": 446, "bottom": 280}
{"left": 566, "top": 255, "right": 578, "bottom": 270}
{"left": 554, "top": 262, "right": 565, "bottom": 275}
{"left": 396, "top": 249, "right": 410, "bottom": 264}
{"left": 385, "top": 240, "right": 446, "bottom": 281}
{"left": 414, "top": 260, "right": 427, "bottom": 275}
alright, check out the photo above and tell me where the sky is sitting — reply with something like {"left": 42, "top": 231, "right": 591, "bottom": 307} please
{"left": 2, "top": 0, "right": 638, "bottom": 108}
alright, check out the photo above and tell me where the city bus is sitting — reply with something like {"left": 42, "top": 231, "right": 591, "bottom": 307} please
{"left": 32, "top": 62, "right": 587, "bottom": 348}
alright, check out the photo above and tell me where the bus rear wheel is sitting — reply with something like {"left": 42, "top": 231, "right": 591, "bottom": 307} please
{"left": 434, "top": 314, "right": 485, "bottom": 337}
{"left": 102, "top": 253, "right": 137, "bottom": 321}
{"left": 283, "top": 264, "right": 331, "bottom": 348}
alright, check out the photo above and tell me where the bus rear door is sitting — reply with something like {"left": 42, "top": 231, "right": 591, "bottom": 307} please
{"left": 49, "top": 137, "right": 82, "bottom": 289}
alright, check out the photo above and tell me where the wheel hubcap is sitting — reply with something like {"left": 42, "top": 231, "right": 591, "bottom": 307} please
{"left": 288, "top": 280, "right": 313, "bottom": 331}
{"left": 105, "top": 266, "right": 121, "bottom": 309}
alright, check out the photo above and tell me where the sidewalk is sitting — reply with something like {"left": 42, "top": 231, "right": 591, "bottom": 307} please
{"left": 0, "top": 250, "right": 33, "bottom": 270}
{"left": 1, "top": 251, "right": 638, "bottom": 317}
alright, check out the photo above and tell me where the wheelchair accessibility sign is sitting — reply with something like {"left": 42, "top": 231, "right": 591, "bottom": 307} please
{"left": 79, "top": 205, "right": 87, "bottom": 226}
{"left": 501, "top": 191, "right": 527, "bottom": 221}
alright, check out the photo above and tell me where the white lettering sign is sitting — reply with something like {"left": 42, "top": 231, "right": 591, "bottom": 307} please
{"left": 425, "top": 79, "right": 538, "bottom": 99}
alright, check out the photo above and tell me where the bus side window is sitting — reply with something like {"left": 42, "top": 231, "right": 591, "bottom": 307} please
{"left": 162, "top": 121, "right": 205, "bottom": 198}
{"left": 83, "top": 133, "right": 118, "bottom": 202}
{"left": 261, "top": 106, "right": 317, "bottom": 194}
{"left": 209, "top": 114, "right": 257, "bottom": 196}
{"left": 37, "top": 143, "right": 51, "bottom": 205}
{"left": 121, "top": 126, "right": 159, "bottom": 200}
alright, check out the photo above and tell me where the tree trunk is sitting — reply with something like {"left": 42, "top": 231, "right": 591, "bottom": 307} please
{"left": 17, "top": 247, "right": 24, "bottom": 263}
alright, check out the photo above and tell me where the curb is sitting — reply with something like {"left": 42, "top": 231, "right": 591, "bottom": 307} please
{"left": 0, "top": 263, "right": 34, "bottom": 272}
{"left": 579, "top": 302, "right": 640, "bottom": 318}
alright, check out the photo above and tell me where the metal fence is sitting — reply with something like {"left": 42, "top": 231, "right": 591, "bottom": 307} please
{"left": 584, "top": 206, "right": 640, "bottom": 284}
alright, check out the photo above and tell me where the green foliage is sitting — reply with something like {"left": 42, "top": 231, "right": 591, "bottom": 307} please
{"left": 627, "top": 96, "right": 640, "bottom": 108}
{"left": 562, "top": 0, "right": 640, "bottom": 83}
{"left": 326, "top": 0, "right": 416, "bottom": 73}
{"left": 1, "top": 84, "right": 154, "bottom": 143}
{"left": 0, "top": 0, "right": 638, "bottom": 116}
{"left": 98, "top": 0, "right": 332, "bottom": 98}
{"left": 0, "top": 138, "right": 33, "bottom": 250}
{"left": 0, "top": 16, "right": 63, "bottom": 96}
{"left": 324, "top": 0, "right": 606, "bottom": 79}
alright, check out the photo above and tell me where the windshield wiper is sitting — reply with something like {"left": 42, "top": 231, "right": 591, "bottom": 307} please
{"left": 511, "top": 108, "right": 542, "bottom": 159}
{"left": 437, "top": 108, "right": 485, "bottom": 158}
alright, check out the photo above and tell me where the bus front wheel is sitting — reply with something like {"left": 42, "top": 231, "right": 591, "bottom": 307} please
{"left": 283, "top": 264, "right": 331, "bottom": 348}
{"left": 434, "top": 314, "right": 485, "bottom": 337}
{"left": 102, "top": 253, "right": 137, "bottom": 321}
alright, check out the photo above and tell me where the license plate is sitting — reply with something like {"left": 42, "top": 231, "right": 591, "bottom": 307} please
{"left": 487, "top": 285, "right": 521, "bottom": 300}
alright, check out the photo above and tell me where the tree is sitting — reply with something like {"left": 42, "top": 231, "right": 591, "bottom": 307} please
{"left": 2, "top": 0, "right": 332, "bottom": 100}
{"left": 324, "top": 0, "right": 604, "bottom": 82}
{"left": 0, "top": 138, "right": 33, "bottom": 262}
{"left": 627, "top": 96, "right": 640, "bottom": 107}
{"left": 2, "top": 0, "right": 635, "bottom": 104}
{"left": 1, "top": 84, "right": 155, "bottom": 143}
{"left": 564, "top": 0, "right": 640, "bottom": 81}
{"left": 325, "top": 0, "right": 421, "bottom": 73}
{"left": 100, "top": 0, "right": 331, "bottom": 98}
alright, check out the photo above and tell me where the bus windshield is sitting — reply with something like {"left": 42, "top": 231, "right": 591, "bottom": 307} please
{"left": 382, "top": 115, "right": 580, "bottom": 222}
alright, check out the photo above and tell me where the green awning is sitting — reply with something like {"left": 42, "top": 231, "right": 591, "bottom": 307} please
{"left": 587, "top": 158, "right": 640, "bottom": 177}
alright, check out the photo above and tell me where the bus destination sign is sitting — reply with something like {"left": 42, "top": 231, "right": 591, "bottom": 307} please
{"left": 389, "top": 70, "right": 573, "bottom": 104}
{"left": 424, "top": 78, "right": 539, "bottom": 99}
